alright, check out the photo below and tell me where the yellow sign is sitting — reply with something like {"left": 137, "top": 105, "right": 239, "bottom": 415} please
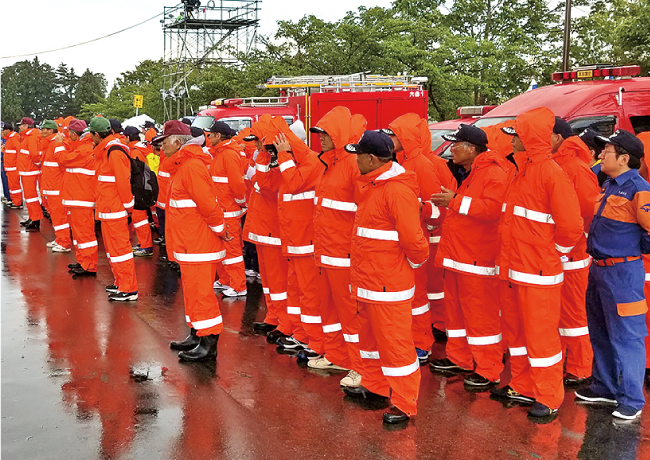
{"left": 133, "top": 95, "right": 144, "bottom": 108}
{"left": 577, "top": 70, "right": 593, "bottom": 79}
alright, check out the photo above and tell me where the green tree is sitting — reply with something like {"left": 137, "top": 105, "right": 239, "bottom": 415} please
{"left": 55, "top": 63, "right": 79, "bottom": 116}
{"left": 1, "top": 57, "right": 60, "bottom": 122}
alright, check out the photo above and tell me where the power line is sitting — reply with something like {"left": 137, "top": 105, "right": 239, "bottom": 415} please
{"left": 1, "top": 12, "right": 164, "bottom": 60}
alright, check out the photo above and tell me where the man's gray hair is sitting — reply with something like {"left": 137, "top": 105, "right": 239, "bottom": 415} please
{"left": 168, "top": 134, "right": 193, "bottom": 146}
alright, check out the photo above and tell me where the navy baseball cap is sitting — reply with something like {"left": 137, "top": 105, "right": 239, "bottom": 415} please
{"left": 344, "top": 130, "right": 394, "bottom": 158}
{"left": 190, "top": 126, "right": 204, "bottom": 138}
{"left": 123, "top": 126, "right": 140, "bottom": 137}
{"left": 208, "top": 120, "right": 233, "bottom": 136}
{"left": 553, "top": 117, "right": 573, "bottom": 139}
{"left": 595, "top": 129, "right": 644, "bottom": 159}
{"left": 578, "top": 128, "right": 600, "bottom": 151}
{"left": 442, "top": 124, "right": 488, "bottom": 149}
{"left": 109, "top": 118, "right": 123, "bottom": 133}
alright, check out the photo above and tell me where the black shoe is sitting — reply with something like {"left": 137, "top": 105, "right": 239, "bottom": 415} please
{"left": 528, "top": 402, "right": 558, "bottom": 418}
{"left": 464, "top": 372, "right": 499, "bottom": 387}
{"left": 253, "top": 322, "right": 276, "bottom": 335}
{"left": 277, "top": 336, "right": 307, "bottom": 350}
{"left": 564, "top": 373, "right": 587, "bottom": 387}
{"left": 159, "top": 254, "right": 168, "bottom": 262}
{"left": 24, "top": 219, "right": 40, "bottom": 231}
{"left": 342, "top": 386, "right": 390, "bottom": 403}
{"left": 178, "top": 334, "right": 219, "bottom": 362}
{"left": 105, "top": 284, "right": 119, "bottom": 293}
{"left": 170, "top": 328, "right": 200, "bottom": 351}
{"left": 68, "top": 262, "right": 82, "bottom": 271}
{"left": 20, "top": 218, "right": 32, "bottom": 227}
{"left": 383, "top": 405, "right": 409, "bottom": 424}
{"left": 296, "top": 348, "right": 322, "bottom": 360}
{"left": 108, "top": 291, "right": 138, "bottom": 301}
{"left": 489, "top": 385, "right": 535, "bottom": 405}
{"left": 153, "top": 236, "right": 165, "bottom": 245}
{"left": 267, "top": 328, "right": 289, "bottom": 343}
{"left": 9, "top": 203, "right": 23, "bottom": 210}
{"left": 429, "top": 358, "right": 472, "bottom": 373}
{"left": 574, "top": 388, "right": 617, "bottom": 405}
{"left": 70, "top": 266, "right": 97, "bottom": 277}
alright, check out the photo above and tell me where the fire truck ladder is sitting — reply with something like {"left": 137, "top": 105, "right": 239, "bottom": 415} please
{"left": 258, "top": 73, "right": 427, "bottom": 95}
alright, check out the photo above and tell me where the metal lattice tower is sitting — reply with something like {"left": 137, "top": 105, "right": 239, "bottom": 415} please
{"left": 161, "top": 0, "right": 260, "bottom": 119}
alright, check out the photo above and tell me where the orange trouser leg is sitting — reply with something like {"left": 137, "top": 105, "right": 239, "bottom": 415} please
{"left": 180, "top": 262, "right": 223, "bottom": 336}
{"left": 20, "top": 174, "right": 43, "bottom": 221}
{"left": 318, "top": 267, "right": 363, "bottom": 371}
{"left": 293, "top": 256, "right": 325, "bottom": 355}
{"left": 132, "top": 209, "right": 152, "bottom": 249}
{"left": 68, "top": 207, "right": 98, "bottom": 271}
{"left": 220, "top": 218, "right": 246, "bottom": 292}
{"left": 500, "top": 280, "right": 536, "bottom": 398}
{"left": 7, "top": 171, "right": 22, "bottom": 206}
{"left": 257, "top": 245, "right": 290, "bottom": 333}
{"left": 642, "top": 261, "right": 650, "bottom": 369}
{"left": 411, "top": 265, "right": 433, "bottom": 351}
{"left": 45, "top": 194, "right": 72, "bottom": 248}
{"left": 286, "top": 258, "right": 308, "bottom": 343}
{"left": 426, "top": 244, "right": 445, "bottom": 331}
{"left": 358, "top": 300, "right": 421, "bottom": 416}
{"left": 444, "top": 270, "right": 475, "bottom": 370}
{"left": 101, "top": 218, "right": 138, "bottom": 293}
{"left": 559, "top": 268, "right": 593, "bottom": 379}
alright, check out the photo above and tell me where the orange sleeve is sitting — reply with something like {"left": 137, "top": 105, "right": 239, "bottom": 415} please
{"left": 109, "top": 148, "right": 135, "bottom": 211}
{"left": 448, "top": 167, "right": 508, "bottom": 222}
{"left": 548, "top": 166, "right": 584, "bottom": 253}
{"left": 389, "top": 183, "right": 430, "bottom": 267}
{"left": 184, "top": 160, "right": 225, "bottom": 232}
{"left": 225, "top": 151, "right": 247, "bottom": 205}
{"left": 572, "top": 166, "right": 600, "bottom": 230}
{"left": 254, "top": 150, "right": 281, "bottom": 193}
{"left": 277, "top": 150, "right": 323, "bottom": 193}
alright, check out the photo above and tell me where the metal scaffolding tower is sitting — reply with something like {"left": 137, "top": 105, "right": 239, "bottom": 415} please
{"left": 161, "top": 0, "right": 260, "bottom": 119}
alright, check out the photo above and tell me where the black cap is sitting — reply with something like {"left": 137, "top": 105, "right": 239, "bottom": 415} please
{"left": 501, "top": 126, "right": 517, "bottom": 136}
{"left": 109, "top": 118, "right": 123, "bottom": 134}
{"left": 578, "top": 128, "right": 600, "bottom": 151}
{"left": 190, "top": 126, "right": 204, "bottom": 138}
{"left": 553, "top": 117, "right": 573, "bottom": 139}
{"left": 208, "top": 120, "right": 232, "bottom": 136}
{"left": 1, "top": 121, "right": 13, "bottom": 131}
{"left": 243, "top": 134, "right": 258, "bottom": 141}
{"left": 344, "top": 130, "right": 394, "bottom": 158}
{"left": 442, "top": 124, "right": 488, "bottom": 149}
{"left": 181, "top": 117, "right": 192, "bottom": 126}
{"left": 144, "top": 120, "right": 155, "bottom": 129}
{"left": 380, "top": 128, "right": 395, "bottom": 136}
{"left": 595, "top": 129, "right": 645, "bottom": 159}
{"left": 309, "top": 126, "right": 326, "bottom": 134}
{"left": 123, "top": 126, "right": 140, "bottom": 138}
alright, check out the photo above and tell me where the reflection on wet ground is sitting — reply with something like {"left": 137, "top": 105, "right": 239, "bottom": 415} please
{"left": 2, "top": 208, "right": 649, "bottom": 460}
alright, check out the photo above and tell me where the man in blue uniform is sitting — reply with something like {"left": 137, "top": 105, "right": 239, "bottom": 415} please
{"left": 576, "top": 129, "right": 649, "bottom": 421}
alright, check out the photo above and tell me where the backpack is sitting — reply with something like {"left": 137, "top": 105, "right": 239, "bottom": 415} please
{"left": 107, "top": 144, "right": 159, "bottom": 210}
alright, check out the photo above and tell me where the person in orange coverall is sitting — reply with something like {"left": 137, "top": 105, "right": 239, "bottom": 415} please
{"left": 162, "top": 120, "right": 228, "bottom": 361}
{"left": 17, "top": 117, "right": 43, "bottom": 229}
{"left": 491, "top": 107, "right": 584, "bottom": 420}
{"left": 550, "top": 118, "right": 599, "bottom": 386}
{"left": 429, "top": 124, "right": 510, "bottom": 388}
{"left": 343, "top": 130, "right": 429, "bottom": 426}
{"left": 2, "top": 122, "right": 23, "bottom": 208}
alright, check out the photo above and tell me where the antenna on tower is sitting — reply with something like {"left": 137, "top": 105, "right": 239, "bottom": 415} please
{"left": 161, "top": 0, "right": 260, "bottom": 120}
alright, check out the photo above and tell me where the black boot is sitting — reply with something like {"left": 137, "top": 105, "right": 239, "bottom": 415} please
{"left": 20, "top": 218, "right": 32, "bottom": 227}
{"left": 170, "top": 328, "right": 200, "bottom": 351}
{"left": 253, "top": 322, "right": 276, "bottom": 335}
{"left": 25, "top": 220, "right": 40, "bottom": 231}
{"left": 178, "top": 334, "right": 219, "bottom": 362}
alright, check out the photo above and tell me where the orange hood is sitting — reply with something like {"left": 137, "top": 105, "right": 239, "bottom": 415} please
{"left": 483, "top": 119, "right": 515, "bottom": 158}
{"left": 250, "top": 114, "right": 279, "bottom": 144}
{"left": 270, "top": 116, "right": 312, "bottom": 162}
{"left": 552, "top": 136, "right": 592, "bottom": 165}
{"left": 350, "top": 114, "right": 368, "bottom": 144}
{"left": 314, "top": 106, "right": 353, "bottom": 150}
{"left": 512, "top": 107, "right": 554, "bottom": 157}
{"left": 388, "top": 113, "right": 426, "bottom": 161}
{"left": 168, "top": 144, "right": 211, "bottom": 175}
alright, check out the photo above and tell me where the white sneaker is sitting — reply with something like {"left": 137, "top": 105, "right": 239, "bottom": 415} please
{"left": 222, "top": 287, "right": 247, "bottom": 297}
{"left": 307, "top": 356, "right": 349, "bottom": 371}
{"left": 52, "top": 244, "right": 71, "bottom": 253}
{"left": 245, "top": 269, "right": 258, "bottom": 277}
{"left": 340, "top": 370, "right": 362, "bottom": 388}
{"left": 46, "top": 240, "right": 58, "bottom": 248}
{"left": 213, "top": 280, "right": 231, "bottom": 290}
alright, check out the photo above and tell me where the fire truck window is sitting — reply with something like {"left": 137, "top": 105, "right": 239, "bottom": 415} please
{"left": 472, "top": 117, "right": 515, "bottom": 128}
{"left": 630, "top": 116, "right": 650, "bottom": 134}
{"left": 430, "top": 129, "right": 455, "bottom": 151}
{"left": 220, "top": 118, "right": 252, "bottom": 132}
{"left": 283, "top": 116, "right": 295, "bottom": 126}
{"left": 568, "top": 116, "right": 616, "bottom": 137}
{"left": 191, "top": 116, "right": 215, "bottom": 131}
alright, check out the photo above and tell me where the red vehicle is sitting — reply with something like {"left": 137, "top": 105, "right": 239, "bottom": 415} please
{"left": 428, "top": 105, "right": 497, "bottom": 158}
{"left": 194, "top": 97, "right": 298, "bottom": 132}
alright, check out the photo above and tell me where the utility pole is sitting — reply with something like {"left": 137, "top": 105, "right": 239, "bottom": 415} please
{"left": 562, "top": 0, "right": 572, "bottom": 72}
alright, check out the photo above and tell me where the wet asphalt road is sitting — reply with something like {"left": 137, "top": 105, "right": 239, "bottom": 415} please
{"left": 2, "top": 205, "right": 650, "bottom": 460}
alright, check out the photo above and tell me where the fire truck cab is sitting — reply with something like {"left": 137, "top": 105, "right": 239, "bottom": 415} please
{"left": 194, "top": 97, "right": 298, "bottom": 132}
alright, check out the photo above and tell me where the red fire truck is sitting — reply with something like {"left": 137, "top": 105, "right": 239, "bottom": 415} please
{"left": 194, "top": 73, "right": 429, "bottom": 150}
{"left": 428, "top": 105, "right": 497, "bottom": 158}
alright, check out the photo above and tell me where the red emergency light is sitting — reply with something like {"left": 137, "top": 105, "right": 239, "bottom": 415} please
{"left": 551, "top": 65, "right": 641, "bottom": 82}
{"left": 223, "top": 98, "right": 244, "bottom": 107}
{"left": 456, "top": 105, "right": 498, "bottom": 118}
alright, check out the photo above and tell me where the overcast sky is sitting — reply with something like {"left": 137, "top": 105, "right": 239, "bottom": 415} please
{"left": 0, "top": 0, "right": 394, "bottom": 89}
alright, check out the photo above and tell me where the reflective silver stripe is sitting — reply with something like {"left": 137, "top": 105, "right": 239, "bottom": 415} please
{"left": 54, "top": 146, "right": 65, "bottom": 153}
{"left": 78, "top": 240, "right": 98, "bottom": 249}
{"left": 173, "top": 250, "right": 227, "bottom": 262}
{"left": 254, "top": 182, "right": 260, "bottom": 192}
{"left": 156, "top": 201, "right": 166, "bottom": 208}
{"left": 287, "top": 244, "right": 314, "bottom": 255}
{"left": 212, "top": 176, "right": 228, "bottom": 183}
{"left": 10, "top": 189, "right": 21, "bottom": 193}
{"left": 555, "top": 243, "right": 574, "bottom": 254}
{"left": 5, "top": 149, "right": 16, "bottom": 153}
{"left": 279, "top": 159, "right": 296, "bottom": 172}
{"left": 512, "top": 205, "right": 555, "bottom": 224}
{"left": 210, "top": 223, "right": 225, "bottom": 233}
{"left": 502, "top": 203, "right": 507, "bottom": 212}
{"left": 98, "top": 210, "right": 128, "bottom": 219}
{"left": 322, "top": 323, "right": 342, "bottom": 333}
{"left": 169, "top": 199, "right": 197, "bottom": 208}
{"left": 223, "top": 255, "right": 244, "bottom": 265}
{"left": 133, "top": 219, "right": 149, "bottom": 228}
{"left": 269, "top": 292, "right": 287, "bottom": 301}
{"left": 43, "top": 161, "right": 59, "bottom": 167}
{"left": 357, "top": 227, "right": 399, "bottom": 241}
{"left": 343, "top": 334, "right": 360, "bottom": 343}
{"left": 192, "top": 315, "right": 223, "bottom": 330}
{"left": 247, "top": 232, "right": 281, "bottom": 246}
{"left": 458, "top": 196, "right": 472, "bottom": 215}
{"left": 509, "top": 346, "right": 528, "bottom": 356}
{"left": 19, "top": 171, "right": 40, "bottom": 176}
{"left": 508, "top": 269, "right": 563, "bottom": 286}
{"left": 53, "top": 223, "right": 70, "bottom": 231}
{"left": 429, "top": 236, "right": 441, "bottom": 244}
{"left": 408, "top": 258, "right": 425, "bottom": 269}
{"left": 446, "top": 329, "right": 467, "bottom": 338}
{"left": 412, "top": 303, "right": 430, "bottom": 316}
{"left": 4, "top": 167, "right": 17, "bottom": 171}
{"left": 262, "top": 287, "right": 270, "bottom": 294}
{"left": 62, "top": 200, "right": 95, "bottom": 207}
{"left": 646, "top": 273, "right": 650, "bottom": 282}
{"left": 321, "top": 198, "right": 357, "bottom": 212}
{"left": 158, "top": 171, "right": 171, "bottom": 178}
{"left": 320, "top": 255, "right": 350, "bottom": 267}
{"left": 66, "top": 168, "right": 95, "bottom": 175}
{"left": 123, "top": 199, "right": 135, "bottom": 208}
{"left": 256, "top": 163, "right": 270, "bottom": 173}
{"left": 382, "top": 358, "right": 419, "bottom": 377}
{"left": 235, "top": 197, "right": 246, "bottom": 204}
{"left": 97, "top": 175, "right": 116, "bottom": 182}
{"left": 42, "top": 190, "right": 60, "bottom": 196}
{"left": 185, "top": 315, "right": 191, "bottom": 323}
{"left": 25, "top": 197, "right": 40, "bottom": 203}
{"left": 563, "top": 257, "right": 591, "bottom": 271}
{"left": 20, "top": 149, "right": 30, "bottom": 154}
{"left": 287, "top": 306, "right": 301, "bottom": 315}
{"left": 558, "top": 326, "right": 589, "bottom": 337}
{"left": 301, "top": 314, "right": 322, "bottom": 324}
{"left": 431, "top": 204, "right": 440, "bottom": 219}
{"left": 442, "top": 258, "right": 496, "bottom": 276}
{"left": 110, "top": 252, "right": 134, "bottom": 263}
{"left": 360, "top": 350, "right": 380, "bottom": 359}
{"left": 224, "top": 209, "right": 244, "bottom": 218}
{"left": 283, "top": 191, "right": 316, "bottom": 202}
{"left": 356, "top": 286, "right": 415, "bottom": 302}
{"left": 427, "top": 292, "right": 444, "bottom": 300}
{"left": 467, "top": 333, "right": 502, "bottom": 345}
{"left": 529, "top": 351, "right": 563, "bottom": 368}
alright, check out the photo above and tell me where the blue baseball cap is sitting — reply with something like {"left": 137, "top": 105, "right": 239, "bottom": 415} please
{"left": 344, "top": 130, "right": 394, "bottom": 158}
